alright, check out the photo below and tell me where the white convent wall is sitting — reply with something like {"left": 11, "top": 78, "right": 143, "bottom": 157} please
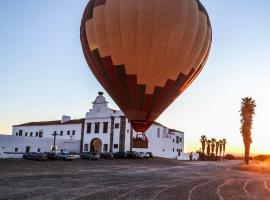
{"left": 133, "top": 125, "right": 184, "bottom": 159}
{"left": 0, "top": 135, "right": 80, "bottom": 158}
{"left": 12, "top": 124, "right": 82, "bottom": 140}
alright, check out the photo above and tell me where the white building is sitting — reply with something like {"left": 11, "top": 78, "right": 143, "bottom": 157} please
{"left": 0, "top": 92, "right": 185, "bottom": 159}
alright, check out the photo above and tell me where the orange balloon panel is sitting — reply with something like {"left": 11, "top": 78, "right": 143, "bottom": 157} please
{"left": 80, "top": 0, "right": 212, "bottom": 132}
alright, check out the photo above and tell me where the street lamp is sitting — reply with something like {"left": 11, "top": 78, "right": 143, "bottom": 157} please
{"left": 51, "top": 132, "right": 60, "bottom": 151}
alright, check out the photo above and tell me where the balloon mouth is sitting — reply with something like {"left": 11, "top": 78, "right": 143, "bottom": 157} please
{"left": 130, "top": 121, "right": 153, "bottom": 133}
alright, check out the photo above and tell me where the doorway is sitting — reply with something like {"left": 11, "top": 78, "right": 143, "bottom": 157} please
{"left": 90, "top": 138, "right": 102, "bottom": 153}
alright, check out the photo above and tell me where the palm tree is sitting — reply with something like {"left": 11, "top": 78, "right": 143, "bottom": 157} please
{"left": 219, "top": 140, "right": 223, "bottom": 159}
{"left": 215, "top": 141, "right": 219, "bottom": 160}
{"left": 200, "top": 135, "right": 207, "bottom": 155}
{"left": 222, "top": 139, "right": 227, "bottom": 159}
{"left": 240, "top": 97, "right": 256, "bottom": 164}
{"left": 211, "top": 138, "right": 216, "bottom": 156}
{"left": 206, "top": 140, "right": 211, "bottom": 156}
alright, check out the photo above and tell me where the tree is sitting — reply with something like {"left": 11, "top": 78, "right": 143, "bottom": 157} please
{"left": 200, "top": 135, "right": 207, "bottom": 155}
{"left": 215, "top": 141, "right": 219, "bottom": 160}
{"left": 206, "top": 140, "right": 211, "bottom": 156}
{"left": 219, "top": 140, "right": 223, "bottom": 158}
{"left": 240, "top": 97, "right": 256, "bottom": 164}
{"left": 211, "top": 138, "right": 216, "bottom": 156}
{"left": 222, "top": 139, "right": 227, "bottom": 159}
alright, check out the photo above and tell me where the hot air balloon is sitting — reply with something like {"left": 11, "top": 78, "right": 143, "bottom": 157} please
{"left": 80, "top": 0, "right": 212, "bottom": 133}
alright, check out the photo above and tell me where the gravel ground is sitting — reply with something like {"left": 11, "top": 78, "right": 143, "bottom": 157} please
{"left": 0, "top": 158, "right": 270, "bottom": 200}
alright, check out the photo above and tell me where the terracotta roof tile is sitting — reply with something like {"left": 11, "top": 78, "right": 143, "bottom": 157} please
{"left": 13, "top": 119, "right": 85, "bottom": 127}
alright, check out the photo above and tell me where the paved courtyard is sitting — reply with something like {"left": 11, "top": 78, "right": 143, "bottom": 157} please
{"left": 0, "top": 158, "right": 270, "bottom": 200}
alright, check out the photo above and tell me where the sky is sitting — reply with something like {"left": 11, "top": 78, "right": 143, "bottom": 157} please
{"left": 1, "top": 0, "right": 270, "bottom": 155}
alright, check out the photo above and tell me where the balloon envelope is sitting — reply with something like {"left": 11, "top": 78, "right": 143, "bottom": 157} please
{"left": 80, "top": 0, "right": 212, "bottom": 132}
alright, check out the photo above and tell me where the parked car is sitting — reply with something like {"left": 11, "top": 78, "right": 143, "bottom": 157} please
{"left": 23, "top": 152, "right": 47, "bottom": 161}
{"left": 57, "top": 153, "right": 75, "bottom": 161}
{"left": 45, "top": 152, "right": 58, "bottom": 160}
{"left": 113, "top": 152, "right": 127, "bottom": 159}
{"left": 23, "top": 152, "right": 35, "bottom": 160}
{"left": 126, "top": 151, "right": 138, "bottom": 159}
{"left": 100, "top": 152, "right": 114, "bottom": 159}
{"left": 137, "top": 152, "right": 149, "bottom": 159}
{"left": 80, "top": 152, "right": 100, "bottom": 160}
{"left": 146, "top": 152, "right": 154, "bottom": 158}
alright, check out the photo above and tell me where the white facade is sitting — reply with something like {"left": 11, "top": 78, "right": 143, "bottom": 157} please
{"left": 12, "top": 117, "right": 83, "bottom": 141}
{"left": 0, "top": 135, "right": 80, "bottom": 158}
{"left": 133, "top": 126, "right": 184, "bottom": 159}
{"left": 81, "top": 93, "right": 184, "bottom": 159}
{"left": 3, "top": 92, "right": 185, "bottom": 159}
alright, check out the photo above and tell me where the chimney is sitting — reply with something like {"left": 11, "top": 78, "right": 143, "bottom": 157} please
{"left": 61, "top": 115, "right": 71, "bottom": 123}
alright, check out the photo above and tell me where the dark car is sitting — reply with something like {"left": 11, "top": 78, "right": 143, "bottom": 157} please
{"left": 80, "top": 152, "right": 100, "bottom": 160}
{"left": 23, "top": 152, "right": 37, "bottom": 160}
{"left": 36, "top": 153, "right": 47, "bottom": 161}
{"left": 113, "top": 152, "right": 127, "bottom": 159}
{"left": 100, "top": 152, "right": 114, "bottom": 159}
{"left": 57, "top": 153, "right": 75, "bottom": 161}
{"left": 126, "top": 151, "right": 138, "bottom": 159}
{"left": 45, "top": 152, "right": 58, "bottom": 160}
{"left": 23, "top": 152, "right": 47, "bottom": 161}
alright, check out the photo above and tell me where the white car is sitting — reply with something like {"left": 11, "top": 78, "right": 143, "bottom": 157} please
{"left": 57, "top": 153, "right": 75, "bottom": 161}
{"left": 137, "top": 152, "right": 149, "bottom": 159}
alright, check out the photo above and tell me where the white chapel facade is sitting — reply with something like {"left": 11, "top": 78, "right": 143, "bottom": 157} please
{"left": 2, "top": 92, "right": 185, "bottom": 159}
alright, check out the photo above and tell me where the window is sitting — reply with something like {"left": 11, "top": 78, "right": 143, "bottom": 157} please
{"left": 37, "top": 148, "right": 41, "bottom": 152}
{"left": 173, "top": 139, "right": 175, "bottom": 143}
{"left": 26, "top": 146, "right": 30, "bottom": 153}
{"left": 16, "top": 132, "right": 18, "bottom": 136}
{"left": 19, "top": 130, "right": 23, "bottom": 136}
{"left": 84, "top": 144, "right": 89, "bottom": 151}
{"left": 173, "top": 148, "right": 175, "bottom": 152}
{"left": 15, "top": 148, "right": 18, "bottom": 152}
{"left": 72, "top": 130, "right": 75, "bottom": 135}
{"left": 95, "top": 123, "right": 100, "bottom": 133}
{"left": 157, "top": 128, "right": 160, "bottom": 138}
{"left": 115, "top": 123, "right": 119, "bottom": 129}
{"left": 103, "top": 122, "right": 108, "bottom": 133}
{"left": 36, "top": 132, "right": 39, "bottom": 137}
{"left": 30, "top": 132, "right": 33, "bottom": 137}
{"left": 25, "top": 132, "right": 28, "bottom": 137}
{"left": 179, "top": 138, "right": 182, "bottom": 142}
{"left": 67, "top": 130, "right": 70, "bottom": 135}
{"left": 86, "top": 123, "right": 92, "bottom": 133}
{"left": 39, "top": 131, "right": 43, "bottom": 138}
{"left": 114, "top": 144, "right": 118, "bottom": 149}
{"left": 103, "top": 144, "right": 108, "bottom": 152}
{"left": 60, "top": 131, "right": 63, "bottom": 136}
{"left": 176, "top": 136, "right": 179, "bottom": 143}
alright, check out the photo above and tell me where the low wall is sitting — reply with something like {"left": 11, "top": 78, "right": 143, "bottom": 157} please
{"left": 178, "top": 153, "right": 199, "bottom": 160}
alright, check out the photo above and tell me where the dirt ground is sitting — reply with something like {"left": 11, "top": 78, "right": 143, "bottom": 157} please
{"left": 0, "top": 158, "right": 270, "bottom": 200}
